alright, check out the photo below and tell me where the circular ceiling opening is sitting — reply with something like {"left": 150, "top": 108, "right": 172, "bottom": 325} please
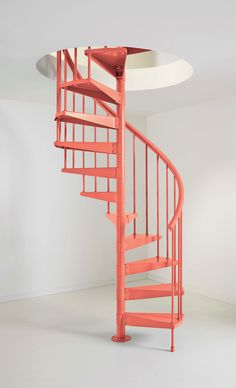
{"left": 36, "top": 46, "right": 193, "bottom": 91}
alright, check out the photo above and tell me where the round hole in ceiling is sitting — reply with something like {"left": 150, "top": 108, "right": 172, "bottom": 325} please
{"left": 36, "top": 46, "right": 193, "bottom": 91}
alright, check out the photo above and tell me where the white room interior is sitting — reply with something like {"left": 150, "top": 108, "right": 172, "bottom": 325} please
{"left": 0, "top": 1, "right": 236, "bottom": 388}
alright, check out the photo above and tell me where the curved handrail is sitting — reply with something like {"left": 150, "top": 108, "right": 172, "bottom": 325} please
{"left": 125, "top": 122, "right": 184, "bottom": 230}
{"left": 63, "top": 49, "right": 184, "bottom": 230}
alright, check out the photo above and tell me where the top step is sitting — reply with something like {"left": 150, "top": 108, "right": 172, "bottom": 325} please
{"left": 85, "top": 47, "right": 150, "bottom": 78}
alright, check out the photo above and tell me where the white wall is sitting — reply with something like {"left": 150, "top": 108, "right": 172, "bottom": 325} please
{"left": 0, "top": 99, "right": 147, "bottom": 302}
{"left": 147, "top": 95, "right": 236, "bottom": 305}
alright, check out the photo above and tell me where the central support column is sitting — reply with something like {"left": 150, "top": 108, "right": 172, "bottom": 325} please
{"left": 111, "top": 65, "right": 131, "bottom": 343}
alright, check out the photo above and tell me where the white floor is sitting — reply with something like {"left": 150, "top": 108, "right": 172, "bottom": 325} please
{"left": 0, "top": 280, "right": 235, "bottom": 388}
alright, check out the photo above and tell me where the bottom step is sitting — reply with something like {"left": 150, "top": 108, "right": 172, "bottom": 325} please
{"left": 125, "top": 313, "right": 183, "bottom": 329}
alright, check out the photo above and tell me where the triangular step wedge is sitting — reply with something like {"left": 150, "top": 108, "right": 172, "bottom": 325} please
{"left": 56, "top": 111, "right": 118, "bottom": 129}
{"left": 125, "top": 312, "right": 183, "bottom": 329}
{"left": 54, "top": 141, "right": 117, "bottom": 154}
{"left": 80, "top": 191, "right": 117, "bottom": 202}
{"left": 60, "top": 78, "right": 121, "bottom": 105}
{"left": 125, "top": 47, "right": 151, "bottom": 55}
{"left": 125, "top": 283, "right": 184, "bottom": 301}
{"left": 62, "top": 167, "right": 116, "bottom": 178}
{"left": 125, "top": 257, "right": 175, "bottom": 275}
{"left": 125, "top": 234, "right": 160, "bottom": 251}
{"left": 85, "top": 47, "right": 127, "bottom": 78}
{"left": 106, "top": 212, "right": 137, "bottom": 225}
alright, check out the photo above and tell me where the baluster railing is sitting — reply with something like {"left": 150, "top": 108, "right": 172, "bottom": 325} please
{"left": 56, "top": 51, "right": 61, "bottom": 142}
{"left": 82, "top": 95, "right": 85, "bottom": 191}
{"left": 63, "top": 52, "right": 67, "bottom": 168}
{"left": 73, "top": 47, "right": 77, "bottom": 80}
{"left": 94, "top": 100, "right": 97, "bottom": 192}
{"left": 145, "top": 145, "right": 149, "bottom": 236}
{"left": 178, "top": 213, "right": 183, "bottom": 318}
{"left": 132, "top": 134, "right": 136, "bottom": 236}
{"left": 166, "top": 166, "right": 169, "bottom": 258}
{"left": 106, "top": 118, "right": 110, "bottom": 214}
{"left": 171, "top": 226, "right": 176, "bottom": 352}
{"left": 156, "top": 155, "right": 160, "bottom": 258}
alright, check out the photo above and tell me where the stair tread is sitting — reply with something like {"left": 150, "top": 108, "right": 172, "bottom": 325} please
{"left": 80, "top": 191, "right": 117, "bottom": 202}
{"left": 85, "top": 47, "right": 128, "bottom": 78}
{"left": 125, "top": 234, "right": 161, "bottom": 251}
{"left": 125, "top": 312, "right": 183, "bottom": 329}
{"left": 106, "top": 212, "right": 137, "bottom": 225}
{"left": 54, "top": 141, "right": 117, "bottom": 154}
{"left": 125, "top": 257, "right": 175, "bottom": 275}
{"left": 125, "top": 283, "right": 183, "bottom": 300}
{"left": 62, "top": 167, "right": 116, "bottom": 178}
{"left": 125, "top": 47, "right": 151, "bottom": 55}
{"left": 60, "top": 78, "right": 121, "bottom": 105}
{"left": 55, "top": 111, "right": 118, "bottom": 129}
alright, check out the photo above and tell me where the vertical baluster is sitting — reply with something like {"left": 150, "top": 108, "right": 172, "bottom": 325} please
{"left": 133, "top": 134, "right": 136, "bottom": 236}
{"left": 82, "top": 96, "right": 85, "bottom": 191}
{"left": 106, "top": 121, "right": 110, "bottom": 214}
{"left": 178, "top": 213, "right": 183, "bottom": 317}
{"left": 73, "top": 47, "right": 77, "bottom": 80}
{"left": 56, "top": 51, "right": 61, "bottom": 142}
{"left": 72, "top": 92, "right": 75, "bottom": 168}
{"left": 171, "top": 227, "right": 175, "bottom": 352}
{"left": 178, "top": 216, "right": 180, "bottom": 319}
{"left": 174, "top": 176, "right": 177, "bottom": 284}
{"left": 166, "top": 166, "right": 169, "bottom": 258}
{"left": 145, "top": 145, "right": 148, "bottom": 236}
{"left": 156, "top": 155, "right": 160, "bottom": 258}
{"left": 64, "top": 52, "right": 67, "bottom": 168}
{"left": 180, "top": 213, "right": 183, "bottom": 316}
{"left": 87, "top": 48, "right": 91, "bottom": 79}
{"left": 72, "top": 47, "right": 77, "bottom": 168}
{"left": 94, "top": 100, "right": 97, "bottom": 191}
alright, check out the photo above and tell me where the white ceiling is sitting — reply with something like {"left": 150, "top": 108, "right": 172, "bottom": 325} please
{"left": 1, "top": 0, "right": 236, "bottom": 114}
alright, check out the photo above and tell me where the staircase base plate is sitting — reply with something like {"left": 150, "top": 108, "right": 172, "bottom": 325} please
{"left": 111, "top": 335, "right": 131, "bottom": 343}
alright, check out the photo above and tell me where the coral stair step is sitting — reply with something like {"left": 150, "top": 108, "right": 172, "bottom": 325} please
{"left": 85, "top": 47, "right": 128, "bottom": 78}
{"left": 55, "top": 111, "right": 118, "bottom": 129}
{"left": 125, "top": 283, "right": 184, "bottom": 300}
{"left": 80, "top": 191, "right": 117, "bottom": 202}
{"left": 125, "top": 47, "right": 150, "bottom": 55}
{"left": 62, "top": 167, "right": 116, "bottom": 178}
{"left": 125, "top": 234, "right": 160, "bottom": 251}
{"left": 125, "top": 312, "right": 183, "bottom": 329}
{"left": 60, "top": 78, "right": 121, "bottom": 105}
{"left": 106, "top": 212, "right": 137, "bottom": 225}
{"left": 125, "top": 257, "right": 175, "bottom": 275}
{"left": 54, "top": 141, "right": 117, "bottom": 154}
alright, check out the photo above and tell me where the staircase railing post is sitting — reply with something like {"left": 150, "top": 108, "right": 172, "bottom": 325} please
{"left": 112, "top": 63, "right": 130, "bottom": 342}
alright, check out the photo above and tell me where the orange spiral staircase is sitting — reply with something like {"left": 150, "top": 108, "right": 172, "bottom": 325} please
{"left": 54, "top": 46, "right": 184, "bottom": 352}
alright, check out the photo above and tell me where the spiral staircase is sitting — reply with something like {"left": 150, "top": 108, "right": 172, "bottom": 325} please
{"left": 54, "top": 46, "right": 184, "bottom": 352}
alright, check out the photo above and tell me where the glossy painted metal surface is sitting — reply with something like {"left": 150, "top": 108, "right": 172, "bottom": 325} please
{"left": 54, "top": 141, "right": 117, "bottom": 154}
{"left": 54, "top": 46, "right": 184, "bottom": 351}
{"left": 125, "top": 257, "right": 176, "bottom": 276}
{"left": 124, "top": 283, "right": 184, "bottom": 300}
{"left": 62, "top": 167, "right": 116, "bottom": 178}
{"left": 60, "top": 78, "right": 121, "bottom": 104}
{"left": 55, "top": 111, "right": 118, "bottom": 129}
{"left": 106, "top": 212, "right": 137, "bottom": 225}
